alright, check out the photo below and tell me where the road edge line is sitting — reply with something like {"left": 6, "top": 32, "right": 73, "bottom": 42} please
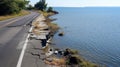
{"left": 16, "top": 27, "right": 33, "bottom": 67}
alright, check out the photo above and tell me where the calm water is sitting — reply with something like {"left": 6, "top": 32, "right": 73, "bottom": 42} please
{"left": 52, "top": 7, "right": 120, "bottom": 67}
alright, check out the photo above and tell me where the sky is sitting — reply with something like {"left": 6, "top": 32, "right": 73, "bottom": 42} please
{"left": 29, "top": 0, "right": 120, "bottom": 7}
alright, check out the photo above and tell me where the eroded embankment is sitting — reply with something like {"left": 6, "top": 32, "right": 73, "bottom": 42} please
{"left": 31, "top": 11, "right": 98, "bottom": 67}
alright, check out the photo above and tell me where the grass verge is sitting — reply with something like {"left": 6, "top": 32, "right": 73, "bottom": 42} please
{"left": 38, "top": 10, "right": 55, "bottom": 18}
{"left": 0, "top": 10, "right": 30, "bottom": 21}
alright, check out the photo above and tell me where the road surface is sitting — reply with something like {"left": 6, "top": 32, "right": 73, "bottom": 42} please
{"left": 0, "top": 12, "right": 39, "bottom": 67}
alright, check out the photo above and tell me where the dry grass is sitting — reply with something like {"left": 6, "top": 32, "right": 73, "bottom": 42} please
{"left": 47, "top": 22, "right": 59, "bottom": 34}
{"left": 39, "top": 10, "right": 55, "bottom": 18}
{"left": 0, "top": 10, "right": 30, "bottom": 21}
{"left": 80, "top": 61, "right": 98, "bottom": 67}
{"left": 63, "top": 48, "right": 98, "bottom": 67}
{"left": 38, "top": 11, "right": 59, "bottom": 34}
{"left": 42, "top": 45, "right": 50, "bottom": 53}
{"left": 45, "top": 57, "right": 66, "bottom": 66}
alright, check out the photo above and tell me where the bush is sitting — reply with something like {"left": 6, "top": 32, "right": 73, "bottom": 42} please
{"left": 34, "top": 0, "right": 47, "bottom": 11}
{"left": 47, "top": 7, "right": 53, "bottom": 12}
{"left": 0, "top": 0, "right": 29, "bottom": 15}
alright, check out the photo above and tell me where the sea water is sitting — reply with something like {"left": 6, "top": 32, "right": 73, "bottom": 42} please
{"left": 52, "top": 7, "right": 120, "bottom": 67}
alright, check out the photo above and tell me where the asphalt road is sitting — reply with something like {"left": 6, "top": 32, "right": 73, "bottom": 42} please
{"left": 0, "top": 12, "right": 39, "bottom": 67}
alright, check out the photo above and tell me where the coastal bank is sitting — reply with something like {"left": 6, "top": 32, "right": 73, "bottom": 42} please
{"left": 21, "top": 10, "right": 98, "bottom": 67}
{"left": 36, "top": 11, "right": 98, "bottom": 67}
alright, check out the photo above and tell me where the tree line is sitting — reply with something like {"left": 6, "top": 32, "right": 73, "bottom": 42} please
{"left": 27, "top": 0, "right": 53, "bottom": 12}
{"left": 0, "top": 0, "right": 58, "bottom": 15}
{"left": 34, "top": 0, "right": 58, "bottom": 13}
{"left": 0, "top": 0, "right": 29, "bottom": 15}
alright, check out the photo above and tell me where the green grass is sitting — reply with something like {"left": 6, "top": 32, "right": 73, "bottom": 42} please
{"left": 0, "top": 10, "right": 30, "bottom": 21}
{"left": 64, "top": 48, "right": 98, "bottom": 67}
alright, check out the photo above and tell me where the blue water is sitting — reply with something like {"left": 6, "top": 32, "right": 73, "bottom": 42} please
{"left": 52, "top": 7, "right": 120, "bottom": 67}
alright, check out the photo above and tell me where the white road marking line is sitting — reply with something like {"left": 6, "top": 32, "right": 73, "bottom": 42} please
{"left": 16, "top": 27, "right": 33, "bottom": 67}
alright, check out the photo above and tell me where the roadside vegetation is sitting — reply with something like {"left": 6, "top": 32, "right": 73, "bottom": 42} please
{"left": 0, "top": 10, "right": 30, "bottom": 21}
{"left": 0, "top": 0, "right": 29, "bottom": 15}
{"left": 0, "top": 0, "right": 30, "bottom": 21}
{"left": 0, "top": 0, "right": 58, "bottom": 21}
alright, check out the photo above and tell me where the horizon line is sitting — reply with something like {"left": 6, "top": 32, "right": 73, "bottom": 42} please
{"left": 50, "top": 6, "right": 120, "bottom": 8}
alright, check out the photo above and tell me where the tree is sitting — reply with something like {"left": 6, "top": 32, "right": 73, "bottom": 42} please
{"left": 34, "top": 0, "right": 47, "bottom": 11}
{"left": 47, "top": 7, "right": 59, "bottom": 14}
{"left": 27, "top": 5, "right": 34, "bottom": 10}
{"left": 0, "top": 0, "right": 29, "bottom": 15}
{"left": 47, "top": 7, "right": 53, "bottom": 12}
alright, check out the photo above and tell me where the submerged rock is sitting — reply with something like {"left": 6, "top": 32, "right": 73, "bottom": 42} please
{"left": 58, "top": 32, "right": 64, "bottom": 36}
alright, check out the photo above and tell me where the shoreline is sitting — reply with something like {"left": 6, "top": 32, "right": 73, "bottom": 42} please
{"left": 39, "top": 11, "right": 98, "bottom": 67}
{"left": 30, "top": 10, "right": 98, "bottom": 67}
